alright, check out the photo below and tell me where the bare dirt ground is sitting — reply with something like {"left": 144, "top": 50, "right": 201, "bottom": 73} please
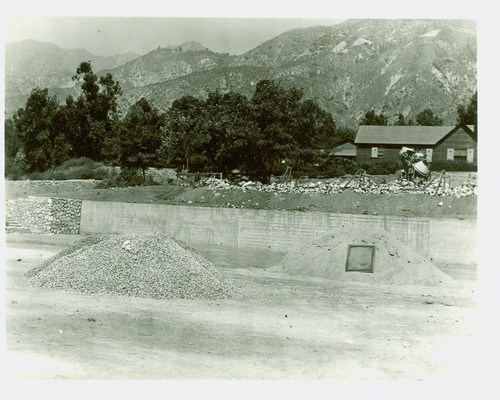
{"left": 4, "top": 233, "right": 478, "bottom": 380}
{"left": 5, "top": 172, "right": 477, "bottom": 219}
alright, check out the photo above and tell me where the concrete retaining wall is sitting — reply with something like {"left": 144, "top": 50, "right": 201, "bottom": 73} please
{"left": 429, "top": 218, "right": 477, "bottom": 264}
{"left": 80, "top": 201, "right": 476, "bottom": 264}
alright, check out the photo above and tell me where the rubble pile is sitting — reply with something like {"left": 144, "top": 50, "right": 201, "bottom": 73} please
{"left": 27, "top": 233, "right": 235, "bottom": 300}
{"left": 203, "top": 176, "right": 477, "bottom": 198}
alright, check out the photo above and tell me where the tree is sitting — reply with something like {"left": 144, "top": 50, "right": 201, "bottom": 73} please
{"left": 4, "top": 118, "right": 21, "bottom": 159}
{"left": 361, "top": 110, "right": 387, "bottom": 125}
{"left": 248, "top": 80, "right": 306, "bottom": 181}
{"left": 296, "top": 99, "right": 337, "bottom": 149}
{"left": 202, "top": 90, "right": 258, "bottom": 175}
{"left": 161, "top": 95, "right": 207, "bottom": 171}
{"left": 160, "top": 80, "right": 341, "bottom": 182}
{"left": 69, "top": 61, "right": 122, "bottom": 160}
{"left": 12, "top": 88, "right": 70, "bottom": 173}
{"left": 395, "top": 113, "right": 406, "bottom": 126}
{"left": 4, "top": 118, "right": 25, "bottom": 178}
{"left": 335, "top": 125, "right": 356, "bottom": 140}
{"left": 457, "top": 92, "right": 477, "bottom": 131}
{"left": 108, "top": 98, "right": 165, "bottom": 181}
{"left": 416, "top": 108, "right": 443, "bottom": 126}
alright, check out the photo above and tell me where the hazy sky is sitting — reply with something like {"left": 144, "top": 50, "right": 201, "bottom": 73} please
{"left": 6, "top": 17, "right": 346, "bottom": 56}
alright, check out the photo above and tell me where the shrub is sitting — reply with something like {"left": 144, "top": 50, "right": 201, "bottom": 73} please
{"left": 361, "top": 162, "right": 400, "bottom": 175}
{"left": 26, "top": 171, "right": 47, "bottom": 180}
{"left": 24, "top": 158, "right": 107, "bottom": 180}
{"left": 294, "top": 156, "right": 359, "bottom": 178}
{"left": 4, "top": 157, "right": 26, "bottom": 180}
{"left": 95, "top": 169, "right": 121, "bottom": 188}
{"left": 60, "top": 157, "right": 96, "bottom": 168}
{"left": 430, "top": 161, "right": 477, "bottom": 172}
{"left": 4, "top": 150, "right": 28, "bottom": 180}
{"left": 96, "top": 168, "right": 159, "bottom": 188}
{"left": 119, "top": 168, "right": 144, "bottom": 186}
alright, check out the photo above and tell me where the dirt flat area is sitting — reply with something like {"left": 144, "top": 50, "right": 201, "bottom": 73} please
{"left": 5, "top": 174, "right": 477, "bottom": 219}
{"left": 4, "top": 234, "right": 478, "bottom": 380}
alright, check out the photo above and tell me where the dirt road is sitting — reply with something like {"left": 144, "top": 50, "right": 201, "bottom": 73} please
{"left": 4, "top": 234, "right": 478, "bottom": 380}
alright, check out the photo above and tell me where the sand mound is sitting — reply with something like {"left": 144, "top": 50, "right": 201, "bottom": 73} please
{"left": 271, "top": 224, "right": 454, "bottom": 286}
{"left": 27, "top": 233, "right": 235, "bottom": 299}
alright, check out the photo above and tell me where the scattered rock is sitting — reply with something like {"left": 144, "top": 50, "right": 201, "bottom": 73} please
{"left": 202, "top": 176, "right": 477, "bottom": 198}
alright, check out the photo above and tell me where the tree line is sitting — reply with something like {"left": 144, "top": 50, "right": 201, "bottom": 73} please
{"left": 4, "top": 61, "right": 477, "bottom": 183}
{"left": 360, "top": 93, "right": 477, "bottom": 128}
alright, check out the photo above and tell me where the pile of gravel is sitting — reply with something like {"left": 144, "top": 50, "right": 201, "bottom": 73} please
{"left": 27, "top": 233, "right": 235, "bottom": 300}
{"left": 25, "top": 235, "right": 108, "bottom": 278}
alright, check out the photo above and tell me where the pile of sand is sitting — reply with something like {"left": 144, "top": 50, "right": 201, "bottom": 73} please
{"left": 27, "top": 233, "right": 235, "bottom": 299}
{"left": 271, "top": 224, "right": 454, "bottom": 286}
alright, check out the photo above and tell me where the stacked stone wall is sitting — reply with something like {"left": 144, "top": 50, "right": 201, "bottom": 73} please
{"left": 51, "top": 198, "right": 82, "bottom": 234}
{"left": 5, "top": 197, "right": 82, "bottom": 234}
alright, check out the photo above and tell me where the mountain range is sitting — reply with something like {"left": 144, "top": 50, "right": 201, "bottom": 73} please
{"left": 4, "top": 19, "right": 477, "bottom": 127}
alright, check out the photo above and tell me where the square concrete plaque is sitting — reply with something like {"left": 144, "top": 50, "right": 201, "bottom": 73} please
{"left": 345, "top": 245, "right": 375, "bottom": 273}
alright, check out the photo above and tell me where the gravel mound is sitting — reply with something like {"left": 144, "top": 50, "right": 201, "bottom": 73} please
{"left": 27, "top": 233, "right": 235, "bottom": 299}
{"left": 271, "top": 225, "right": 454, "bottom": 286}
{"left": 25, "top": 235, "right": 108, "bottom": 278}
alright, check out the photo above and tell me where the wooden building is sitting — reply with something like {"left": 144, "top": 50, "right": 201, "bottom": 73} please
{"left": 354, "top": 124, "right": 477, "bottom": 166}
{"left": 328, "top": 138, "right": 357, "bottom": 159}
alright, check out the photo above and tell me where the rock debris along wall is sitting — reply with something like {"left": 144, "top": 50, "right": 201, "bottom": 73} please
{"left": 8, "top": 179, "right": 100, "bottom": 189}
{"left": 5, "top": 197, "right": 82, "bottom": 234}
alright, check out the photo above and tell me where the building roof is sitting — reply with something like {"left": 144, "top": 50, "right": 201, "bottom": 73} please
{"left": 329, "top": 139, "right": 356, "bottom": 156}
{"left": 355, "top": 125, "right": 474, "bottom": 145}
{"left": 330, "top": 138, "right": 354, "bottom": 147}
{"left": 330, "top": 149, "right": 357, "bottom": 157}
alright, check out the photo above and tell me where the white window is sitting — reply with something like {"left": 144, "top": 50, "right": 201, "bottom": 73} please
{"left": 371, "top": 147, "right": 384, "bottom": 158}
{"left": 454, "top": 149, "right": 467, "bottom": 162}
{"left": 446, "top": 148, "right": 454, "bottom": 161}
{"left": 467, "top": 149, "right": 474, "bottom": 164}
{"left": 426, "top": 148, "right": 433, "bottom": 162}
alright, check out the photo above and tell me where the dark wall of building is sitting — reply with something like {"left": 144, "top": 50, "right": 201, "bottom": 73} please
{"left": 355, "top": 127, "right": 477, "bottom": 166}
{"left": 434, "top": 127, "right": 477, "bottom": 165}
{"left": 356, "top": 145, "right": 403, "bottom": 165}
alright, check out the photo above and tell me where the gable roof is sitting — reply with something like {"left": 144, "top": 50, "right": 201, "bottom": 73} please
{"left": 329, "top": 138, "right": 356, "bottom": 156}
{"left": 330, "top": 138, "right": 355, "bottom": 147}
{"left": 355, "top": 125, "right": 460, "bottom": 145}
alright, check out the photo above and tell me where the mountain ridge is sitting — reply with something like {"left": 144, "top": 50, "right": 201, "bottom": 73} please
{"left": 4, "top": 19, "right": 477, "bottom": 127}
{"left": 5, "top": 39, "right": 141, "bottom": 97}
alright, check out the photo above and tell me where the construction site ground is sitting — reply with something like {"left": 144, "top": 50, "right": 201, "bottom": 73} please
{"left": 5, "top": 172, "right": 477, "bottom": 218}
{"left": 5, "top": 233, "right": 478, "bottom": 380}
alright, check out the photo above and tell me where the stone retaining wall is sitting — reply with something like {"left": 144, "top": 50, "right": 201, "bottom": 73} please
{"left": 5, "top": 197, "right": 82, "bottom": 234}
